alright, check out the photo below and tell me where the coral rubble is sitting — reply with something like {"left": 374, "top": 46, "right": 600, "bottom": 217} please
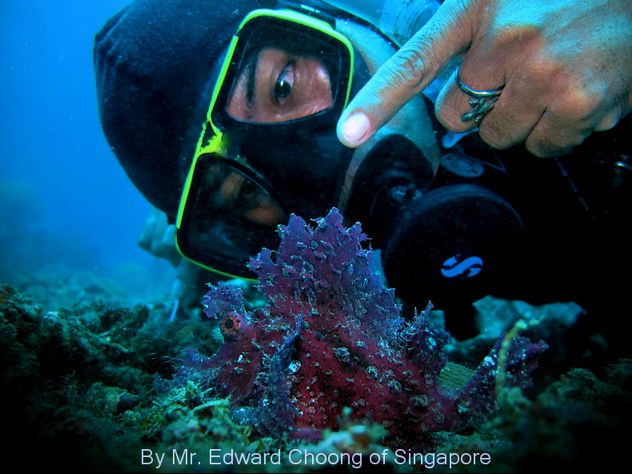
{"left": 2, "top": 208, "right": 629, "bottom": 472}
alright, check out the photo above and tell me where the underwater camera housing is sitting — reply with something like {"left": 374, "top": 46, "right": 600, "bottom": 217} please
{"left": 359, "top": 149, "right": 524, "bottom": 316}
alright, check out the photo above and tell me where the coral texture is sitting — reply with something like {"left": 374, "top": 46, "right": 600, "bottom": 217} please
{"left": 177, "top": 209, "right": 547, "bottom": 446}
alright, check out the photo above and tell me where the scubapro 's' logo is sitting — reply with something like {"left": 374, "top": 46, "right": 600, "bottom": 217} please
{"left": 441, "top": 255, "right": 483, "bottom": 278}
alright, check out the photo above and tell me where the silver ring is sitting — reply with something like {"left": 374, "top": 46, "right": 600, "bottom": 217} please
{"left": 455, "top": 67, "right": 504, "bottom": 123}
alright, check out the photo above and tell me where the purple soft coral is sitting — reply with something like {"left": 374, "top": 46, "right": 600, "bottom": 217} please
{"left": 178, "top": 208, "right": 547, "bottom": 446}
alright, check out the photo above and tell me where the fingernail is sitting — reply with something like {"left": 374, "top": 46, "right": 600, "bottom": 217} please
{"left": 340, "top": 111, "right": 370, "bottom": 146}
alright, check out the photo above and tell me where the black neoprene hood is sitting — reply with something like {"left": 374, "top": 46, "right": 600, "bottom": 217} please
{"left": 94, "top": 0, "right": 275, "bottom": 218}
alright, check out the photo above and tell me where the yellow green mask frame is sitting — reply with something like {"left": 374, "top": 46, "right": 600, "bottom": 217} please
{"left": 176, "top": 8, "right": 356, "bottom": 279}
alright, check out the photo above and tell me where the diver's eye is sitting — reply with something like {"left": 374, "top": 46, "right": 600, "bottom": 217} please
{"left": 238, "top": 179, "right": 261, "bottom": 209}
{"left": 275, "top": 78, "right": 291, "bottom": 100}
{"left": 274, "top": 61, "right": 294, "bottom": 102}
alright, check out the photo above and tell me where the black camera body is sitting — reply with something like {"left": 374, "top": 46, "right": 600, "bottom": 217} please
{"left": 378, "top": 152, "right": 523, "bottom": 313}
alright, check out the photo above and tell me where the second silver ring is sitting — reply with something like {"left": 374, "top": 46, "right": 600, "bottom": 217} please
{"left": 454, "top": 67, "right": 504, "bottom": 123}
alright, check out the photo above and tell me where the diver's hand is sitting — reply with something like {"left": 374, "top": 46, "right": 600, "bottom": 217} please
{"left": 137, "top": 207, "right": 182, "bottom": 267}
{"left": 337, "top": 0, "right": 632, "bottom": 157}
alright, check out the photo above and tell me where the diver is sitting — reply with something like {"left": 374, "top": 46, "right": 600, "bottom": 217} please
{"left": 94, "top": 0, "right": 631, "bottom": 340}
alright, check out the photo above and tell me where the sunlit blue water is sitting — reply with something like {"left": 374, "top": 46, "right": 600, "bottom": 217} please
{"left": 1, "top": 1, "right": 174, "bottom": 293}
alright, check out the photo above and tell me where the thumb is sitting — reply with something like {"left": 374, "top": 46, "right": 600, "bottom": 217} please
{"left": 337, "top": 0, "right": 480, "bottom": 147}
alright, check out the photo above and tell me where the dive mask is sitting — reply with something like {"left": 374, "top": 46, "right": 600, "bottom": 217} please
{"left": 176, "top": 8, "right": 357, "bottom": 278}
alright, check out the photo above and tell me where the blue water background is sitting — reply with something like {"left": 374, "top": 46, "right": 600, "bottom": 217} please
{"left": 1, "top": 1, "right": 175, "bottom": 297}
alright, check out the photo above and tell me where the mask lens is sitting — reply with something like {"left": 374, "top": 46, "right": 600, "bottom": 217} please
{"left": 218, "top": 22, "right": 346, "bottom": 124}
{"left": 177, "top": 155, "right": 287, "bottom": 277}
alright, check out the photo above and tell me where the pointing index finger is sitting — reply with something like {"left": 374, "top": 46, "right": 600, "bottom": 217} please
{"left": 337, "top": 0, "right": 479, "bottom": 147}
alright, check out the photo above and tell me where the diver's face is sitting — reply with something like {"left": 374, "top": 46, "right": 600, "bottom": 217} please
{"left": 214, "top": 167, "right": 286, "bottom": 226}
{"left": 202, "top": 161, "right": 286, "bottom": 227}
{"left": 226, "top": 47, "right": 333, "bottom": 123}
